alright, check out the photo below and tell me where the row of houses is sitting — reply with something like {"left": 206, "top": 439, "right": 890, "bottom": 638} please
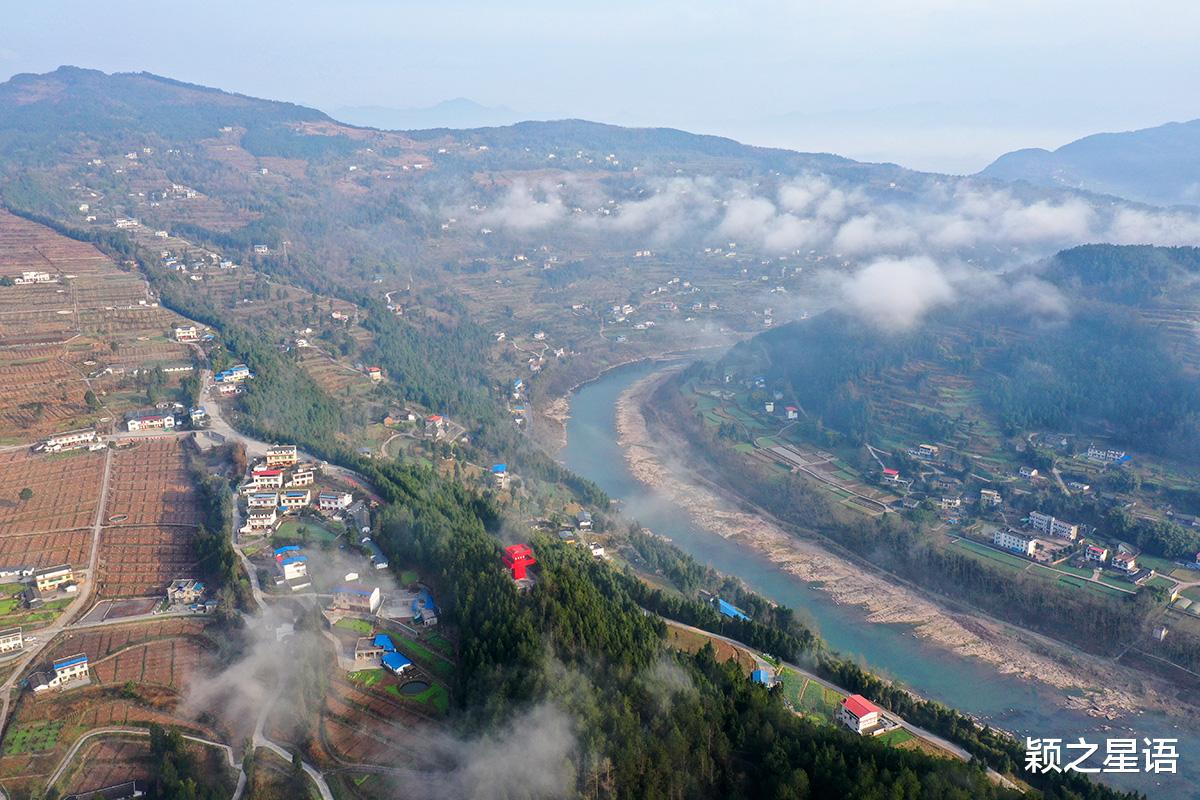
{"left": 34, "top": 428, "right": 100, "bottom": 453}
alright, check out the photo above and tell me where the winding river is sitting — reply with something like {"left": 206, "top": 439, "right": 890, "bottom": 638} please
{"left": 562, "top": 358, "right": 1197, "bottom": 799}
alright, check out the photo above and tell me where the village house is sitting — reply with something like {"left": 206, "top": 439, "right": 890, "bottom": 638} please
{"left": 247, "top": 492, "right": 279, "bottom": 509}
{"left": 279, "top": 489, "right": 310, "bottom": 511}
{"left": 979, "top": 488, "right": 1002, "bottom": 507}
{"left": 0, "top": 627, "right": 24, "bottom": 655}
{"left": 1019, "top": 466, "right": 1039, "bottom": 479}
{"left": 125, "top": 411, "right": 175, "bottom": 432}
{"left": 881, "top": 467, "right": 901, "bottom": 483}
{"left": 361, "top": 538, "right": 389, "bottom": 570}
{"left": 1029, "top": 511, "right": 1079, "bottom": 541}
{"left": 333, "top": 585, "right": 382, "bottom": 615}
{"left": 31, "top": 653, "right": 90, "bottom": 693}
{"left": 33, "top": 564, "right": 74, "bottom": 593}
{"left": 993, "top": 528, "right": 1037, "bottom": 556}
{"left": 838, "top": 694, "right": 884, "bottom": 735}
{"left": 166, "top": 579, "right": 205, "bottom": 605}
{"left": 366, "top": 366, "right": 383, "bottom": 382}
{"left": 491, "top": 464, "right": 510, "bottom": 489}
{"left": 411, "top": 588, "right": 439, "bottom": 626}
{"left": 173, "top": 325, "right": 199, "bottom": 342}
{"left": 939, "top": 496, "right": 962, "bottom": 510}
{"left": 764, "top": 401, "right": 775, "bottom": 413}
{"left": 354, "top": 636, "right": 388, "bottom": 666}
{"left": 39, "top": 428, "right": 98, "bottom": 453}
{"left": 214, "top": 364, "right": 252, "bottom": 383}
{"left": 319, "top": 491, "right": 353, "bottom": 512}
{"left": 1085, "top": 545, "right": 1110, "bottom": 564}
{"left": 915, "top": 444, "right": 940, "bottom": 460}
{"left": 240, "top": 508, "right": 278, "bottom": 534}
{"left": 286, "top": 469, "right": 314, "bottom": 487}
{"left": 424, "top": 414, "right": 446, "bottom": 439}
{"left": 1111, "top": 552, "right": 1138, "bottom": 573}
{"left": 1087, "top": 445, "right": 1128, "bottom": 464}
{"left": 265, "top": 445, "right": 298, "bottom": 467}
{"left": 250, "top": 469, "right": 284, "bottom": 489}
{"left": 577, "top": 511, "right": 593, "bottom": 530}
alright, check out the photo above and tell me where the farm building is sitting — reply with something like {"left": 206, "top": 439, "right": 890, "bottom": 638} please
{"left": 0, "top": 627, "right": 23, "bottom": 655}
{"left": 491, "top": 464, "right": 510, "bottom": 489}
{"left": 167, "top": 579, "right": 205, "bottom": 605}
{"left": 382, "top": 651, "right": 413, "bottom": 675}
{"left": 31, "top": 653, "right": 90, "bottom": 693}
{"left": 503, "top": 544, "right": 536, "bottom": 581}
{"left": 362, "top": 538, "right": 389, "bottom": 570}
{"left": 265, "top": 445, "right": 298, "bottom": 467}
{"left": 354, "top": 637, "right": 387, "bottom": 665}
{"left": 319, "top": 491, "right": 353, "bottom": 512}
{"left": 33, "top": 564, "right": 74, "bottom": 593}
{"left": 714, "top": 598, "right": 751, "bottom": 621}
{"left": 838, "top": 694, "right": 884, "bottom": 735}
{"left": 411, "top": 588, "right": 439, "bottom": 626}
{"left": 125, "top": 411, "right": 175, "bottom": 432}
{"left": 333, "top": 585, "right": 382, "bottom": 615}
{"left": 39, "top": 428, "right": 98, "bottom": 452}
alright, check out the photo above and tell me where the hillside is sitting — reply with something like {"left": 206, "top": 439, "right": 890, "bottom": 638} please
{"left": 981, "top": 118, "right": 1200, "bottom": 207}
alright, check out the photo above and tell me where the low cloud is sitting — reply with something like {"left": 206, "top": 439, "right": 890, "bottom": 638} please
{"left": 836, "top": 256, "right": 956, "bottom": 330}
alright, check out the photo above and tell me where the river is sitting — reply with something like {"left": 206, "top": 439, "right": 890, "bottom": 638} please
{"left": 562, "top": 358, "right": 1197, "bottom": 799}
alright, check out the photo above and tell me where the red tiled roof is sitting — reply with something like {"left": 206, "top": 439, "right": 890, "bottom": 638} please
{"left": 882, "top": 468, "right": 899, "bottom": 476}
{"left": 842, "top": 694, "right": 881, "bottom": 718}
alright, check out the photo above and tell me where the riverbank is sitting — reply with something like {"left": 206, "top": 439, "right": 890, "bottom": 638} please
{"left": 615, "top": 366, "right": 1167, "bottom": 722}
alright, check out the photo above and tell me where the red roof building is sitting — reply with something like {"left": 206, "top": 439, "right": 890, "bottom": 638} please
{"left": 838, "top": 694, "right": 883, "bottom": 735}
{"left": 503, "top": 543, "right": 536, "bottom": 580}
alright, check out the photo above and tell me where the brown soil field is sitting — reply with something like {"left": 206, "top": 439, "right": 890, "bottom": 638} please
{"left": 47, "top": 619, "right": 209, "bottom": 663}
{"left": 104, "top": 438, "right": 202, "bottom": 527}
{"left": 96, "top": 525, "right": 199, "bottom": 598}
{"left": 62, "top": 737, "right": 154, "bottom": 795}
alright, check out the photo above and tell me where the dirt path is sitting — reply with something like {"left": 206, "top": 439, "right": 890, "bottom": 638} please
{"left": 615, "top": 368, "right": 1159, "bottom": 721}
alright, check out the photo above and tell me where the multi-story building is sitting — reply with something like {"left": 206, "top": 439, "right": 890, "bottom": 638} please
{"left": 279, "top": 489, "right": 310, "bottom": 510}
{"left": 214, "top": 364, "right": 252, "bottom": 383}
{"left": 167, "top": 579, "right": 206, "bottom": 605}
{"left": 979, "top": 489, "right": 1002, "bottom": 508}
{"left": 247, "top": 492, "right": 279, "bottom": 509}
{"left": 1112, "top": 552, "right": 1138, "bottom": 573}
{"left": 286, "top": 469, "right": 314, "bottom": 487}
{"left": 265, "top": 445, "right": 298, "bottom": 468}
{"left": 250, "top": 469, "right": 284, "bottom": 489}
{"left": 173, "top": 325, "right": 199, "bottom": 342}
{"left": 1029, "top": 511, "right": 1079, "bottom": 541}
{"left": 126, "top": 411, "right": 175, "bottom": 432}
{"left": 1086, "top": 545, "right": 1109, "bottom": 564}
{"left": 0, "top": 627, "right": 24, "bottom": 655}
{"left": 240, "top": 508, "right": 278, "bottom": 534}
{"left": 40, "top": 428, "right": 98, "bottom": 452}
{"left": 838, "top": 695, "right": 884, "bottom": 735}
{"left": 332, "top": 585, "right": 382, "bottom": 615}
{"left": 993, "top": 529, "right": 1037, "bottom": 556}
{"left": 33, "top": 564, "right": 74, "bottom": 593}
{"left": 318, "top": 492, "right": 353, "bottom": 512}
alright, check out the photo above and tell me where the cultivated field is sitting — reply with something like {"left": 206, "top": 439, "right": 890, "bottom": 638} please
{"left": 104, "top": 438, "right": 202, "bottom": 527}
{"left": 61, "top": 737, "right": 155, "bottom": 795}
{"left": 96, "top": 526, "right": 199, "bottom": 598}
{"left": 0, "top": 450, "right": 103, "bottom": 568}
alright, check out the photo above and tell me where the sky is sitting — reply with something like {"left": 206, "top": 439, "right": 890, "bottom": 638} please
{"left": 3, "top": 0, "right": 1199, "bottom": 173}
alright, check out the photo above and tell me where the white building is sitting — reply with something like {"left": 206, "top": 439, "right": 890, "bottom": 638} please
{"left": 33, "top": 564, "right": 74, "bottom": 593}
{"left": 126, "top": 412, "right": 175, "bottom": 432}
{"left": 1086, "top": 545, "right": 1109, "bottom": 564}
{"left": 286, "top": 469, "right": 314, "bottom": 487}
{"left": 1029, "top": 511, "right": 1079, "bottom": 541}
{"left": 838, "top": 695, "right": 884, "bottom": 735}
{"left": 247, "top": 492, "right": 279, "bottom": 509}
{"left": 240, "top": 508, "right": 278, "bottom": 534}
{"left": 0, "top": 627, "right": 23, "bottom": 655}
{"left": 993, "top": 529, "right": 1037, "bottom": 556}
{"left": 173, "top": 325, "right": 199, "bottom": 342}
{"left": 250, "top": 469, "right": 284, "bottom": 489}
{"left": 319, "top": 492, "right": 353, "bottom": 512}
{"left": 979, "top": 489, "right": 1002, "bottom": 508}
{"left": 1112, "top": 552, "right": 1138, "bottom": 573}
{"left": 40, "top": 428, "right": 98, "bottom": 452}
{"left": 32, "top": 653, "right": 90, "bottom": 693}
{"left": 265, "top": 445, "right": 298, "bottom": 467}
{"left": 279, "top": 489, "right": 310, "bottom": 510}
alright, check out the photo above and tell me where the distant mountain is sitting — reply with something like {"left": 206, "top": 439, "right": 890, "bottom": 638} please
{"left": 980, "top": 118, "right": 1200, "bottom": 206}
{"left": 332, "top": 98, "right": 530, "bottom": 131}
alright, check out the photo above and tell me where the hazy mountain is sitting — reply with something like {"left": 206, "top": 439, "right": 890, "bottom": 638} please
{"left": 980, "top": 118, "right": 1200, "bottom": 207}
{"left": 332, "top": 98, "right": 531, "bottom": 130}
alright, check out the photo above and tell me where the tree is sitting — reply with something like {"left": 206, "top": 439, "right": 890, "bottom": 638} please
{"left": 84, "top": 389, "right": 100, "bottom": 410}
{"left": 18, "top": 488, "right": 32, "bottom": 502}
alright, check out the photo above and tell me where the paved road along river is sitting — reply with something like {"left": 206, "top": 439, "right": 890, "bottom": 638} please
{"left": 562, "top": 358, "right": 1198, "bottom": 799}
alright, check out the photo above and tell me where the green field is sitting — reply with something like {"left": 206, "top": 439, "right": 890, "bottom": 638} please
{"left": 3, "top": 721, "right": 63, "bottom": 755}
{"left": 878, "top": 728, "right": 915, "bottom": 747}
{"left": 335, "top": 618, "right": 373, "bottom": 635}
{"left": 386, "top": 681, "right": 450, "bottom": 713}
{"left": 794, "top": 679, "right": 844, "bottom": 721}
{"left": 952, "top": 538, "right": 1029, "bottom": 570}
{"left": 348, "top": 668, "right": 384, "bottom": 687}
{"left": 394, "top": 636, "right": 455, "bottom": 679}
{"left": 399, "top": 570, "right": 419, "bottom": 585}
{"left": 275, "top": 518, "right": 340, "bottom": 543}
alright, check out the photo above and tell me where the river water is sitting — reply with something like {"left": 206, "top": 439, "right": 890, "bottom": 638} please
{"left": 562, "top": 358, "right": 1197, "bottom": 799}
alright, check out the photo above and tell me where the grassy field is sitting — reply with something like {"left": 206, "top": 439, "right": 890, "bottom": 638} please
{"left": 274, "top": 518, "right": 340, "bottom": 543}
{"left": 878, "top": 728, "right": 915, "bottom": 747}
{"left": 348, "top": 668, "right": 384, "bottom": 687}
{"left": 335, "top": 618, "right": 373, "bottom": 635}
{"left": 951, "top": 538, "right": 1029, "bottom": 570}
{"left": 395, "top": 636, "right": 455, "bottom": 679}
{"left": 386, "top": 681, "right": 450, "bottom": 713}
{"left": 3, "top": 720, "right": 63, "bottom": 755}
{"left": 398, "top": 570, "right": 419, "bottom": 585}
{"left": 794, "top": 679, "right": 844, "bottom": 722}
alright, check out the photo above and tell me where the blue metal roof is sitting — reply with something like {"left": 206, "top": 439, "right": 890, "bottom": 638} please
{"left": 280, "top": 555, "right": 307, "bottom": 566}
{"left": 273, "top": 545, "right": 301, "bottom": 556}
{"left": 491, "top": 464, "right": 507, "bottom": 473}
{"left": 381, "top": 651, "right": 411, "bottom": 673}
{"left": 751, "top": 669, "right": 770, "bottom": 685}
{"left": 411, "top": 589, "right": 439, "bottom": 616}
{"left": 716, "top": 598, "right": 750, "bottom": 621}
{"left": 53, "top": 654, "right": 88, "bottom": 670}
{"left": 372, "top": 634, "right": 395, "bottom": 651}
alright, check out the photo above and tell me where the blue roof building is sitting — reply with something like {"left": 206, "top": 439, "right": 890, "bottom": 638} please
{"left": 53, "top": 654, "right": 88, "bottom": 671}
{"left": 716, "top": 598, "right": 751, "bottom": 621}
{"left": 372, "top": 633, "right": 396, "bottom": 652}
{"left": 411, "top": 589, "right": 439, "bottom": 617}
{"left": 273, "top": 545, "right": 301, "bottom": 558}
{"left": 491, "top": 463, "right": 507, "bottom": 474}
{"left": 381, "top": 651, "right": 412, "bottom": 674}
{"left": 279, "top": 555, "right": 307, "bottom": 567}
{"left": 751, "top": 668, "right": 771, "bottom": 685}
